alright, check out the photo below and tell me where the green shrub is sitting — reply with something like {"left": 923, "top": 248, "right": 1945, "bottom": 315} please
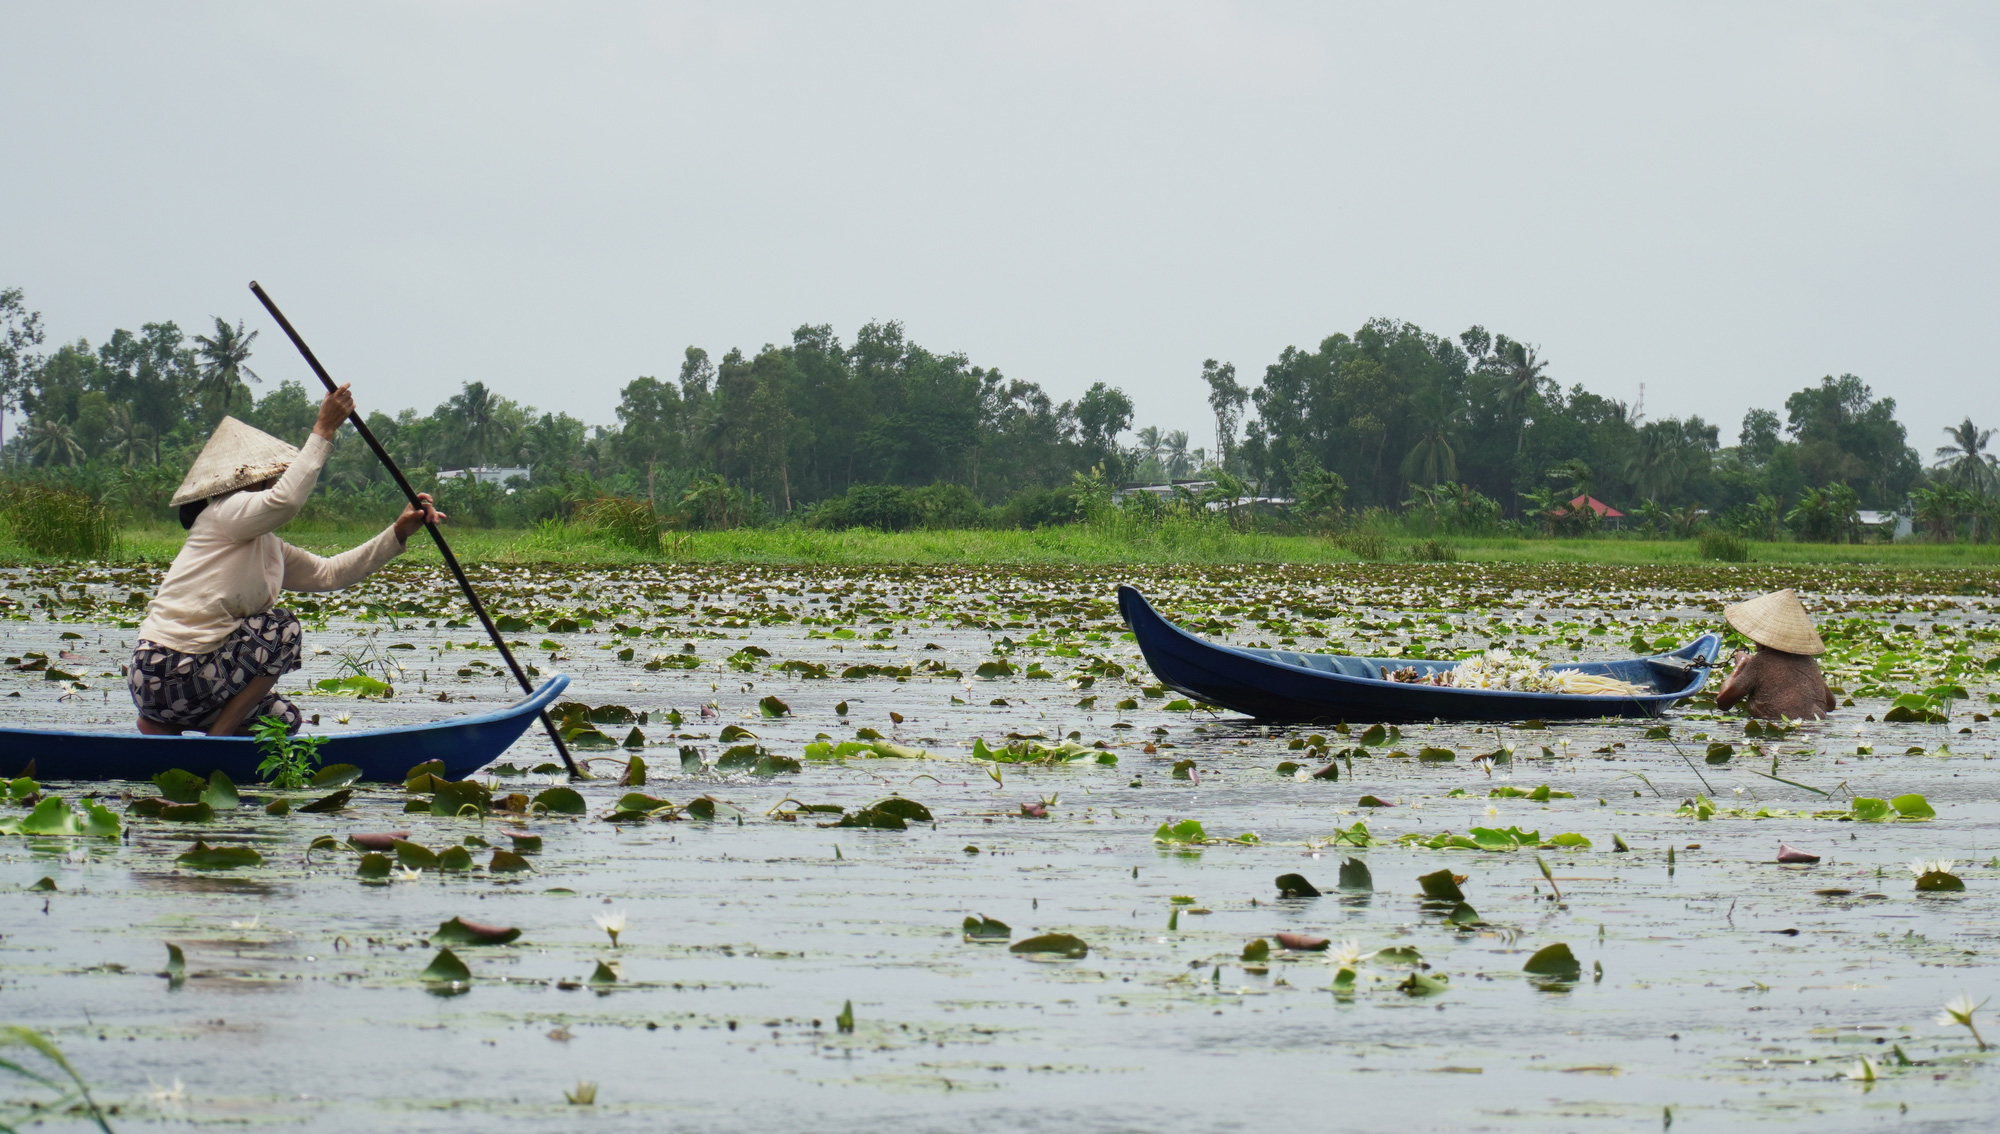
{"left": 1337, "top": 532, "right": 1389, "bottom": 561}
{"left": 573, "top": 495, "right": 659, "bottom": 552}
{"left": 0, "top": 482, "right": 118, "bottom": 558}
{"left": 808, "top": 483, "right": 989, "bottom": 531}
{"left": 1405, "top": 537, "right": 1459, "bottom": 563}
{"left": 1697, "top": 530, "right": 1750, "bottom": 562}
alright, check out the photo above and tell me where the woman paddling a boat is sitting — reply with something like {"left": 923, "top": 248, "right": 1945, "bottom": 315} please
{"left": 130, "top": 384, "right": 444, "bottom": 736}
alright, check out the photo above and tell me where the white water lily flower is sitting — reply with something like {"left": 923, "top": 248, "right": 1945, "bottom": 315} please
{"left": 229, "top": 916, "right": 260, "bottom": 931}
{"left": 1908, "top": 859, "right": 1957, "bottom": 878}
{"left": 594, "top": 909, "right": 628, "bottom": 947}
{"left": 1937, "top": 993, "right": 1986, "bottom": 1027}
{"left": 1936, "top": 993, "right": 1990, "bottom": 1051}
{"left": 1844, "top": 1056, "right": 1877, "bottom": 1082}
{"left": 1328, "top": 938, "right": 1367, "bottom": 969}
{"left": 394, "top": 865, "right": 421, "bottom": 882}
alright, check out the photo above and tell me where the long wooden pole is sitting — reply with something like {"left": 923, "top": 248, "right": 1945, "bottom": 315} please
{"left": 247, "top": 281, "right": 580, "bottom": 779}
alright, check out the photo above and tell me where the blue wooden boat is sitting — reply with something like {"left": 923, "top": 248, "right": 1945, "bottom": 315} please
{"left": 0, "top": 674, "right": 569, "bottom": 784}
{"left": 1119, "top": 586, "right": 1720, "bottom": 723}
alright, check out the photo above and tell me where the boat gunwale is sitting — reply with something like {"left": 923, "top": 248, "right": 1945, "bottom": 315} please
{"left": 0, "top": 673, "right": 571, "bottom": 743}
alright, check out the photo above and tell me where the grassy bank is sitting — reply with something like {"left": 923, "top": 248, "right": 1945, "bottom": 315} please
{"left": 4, "top": 522, "right": 1997, "bottom": 569}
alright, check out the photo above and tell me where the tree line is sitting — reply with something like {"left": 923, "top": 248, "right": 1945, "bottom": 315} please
{"left": 2, "top": 286, "right": 1993, "bottom": 541}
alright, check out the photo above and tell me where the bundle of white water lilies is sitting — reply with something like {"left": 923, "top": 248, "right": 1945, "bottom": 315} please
{"left": 1384, "top": 649, "right": 1648, "bottom": 697}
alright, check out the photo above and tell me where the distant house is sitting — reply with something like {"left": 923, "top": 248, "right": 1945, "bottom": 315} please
{"left": 437, "top": 466, "right": 530, "bottom": 490}
{"left": 1552, "top": 494, "right": 1624, "bottom": 520}
{"left": 1113, "top": 481, "right": 1293, "bottom": 511}
{"left": 1857, "top": 510, "right": 1914, "bottom": 540}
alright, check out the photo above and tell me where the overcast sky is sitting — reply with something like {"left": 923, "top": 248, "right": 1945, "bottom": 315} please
{"left": 4, "top": 2, "right": 1995, "bottom": 456}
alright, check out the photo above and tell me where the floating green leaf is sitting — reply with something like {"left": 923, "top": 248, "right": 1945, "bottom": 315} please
{"left": 311, "top": 763, "right": 363, "bottom": 788}
{"left": 490, "top": 849, "right": 533, "bottom": 873}
{"left": 298, "top": 789, "right": 352, "bottom": 814}
{"left": 434, "top": 916, "right": 520, "bottom": 944}
{"left": 1522, "top": 942, "right": 1582, "bottom": 978}
{"left": 962, "top": 915, "right": 1011, "bottom": 941}
{"left": 1275, "top": 872, "right": 1321, "bottom": 897}
{"left": 200, "top": 770, "right": 239, "bottom": 810}
{"left": 1009, "top": 933, "right": 1089, "bottom": 958}
{"left": 1153, "top": 818, "right": 1207, "bottom": 844}
{"left": 152, "top": 768, "right": 206, "bottom": 804}
{"left": 1891, "top": 794, "right": 1935, "bottom": 819}
{"left": 315, "top": 673, "right": 393, "bottom": 698}
{"left": 420, "top": 948, "right": 472, "bottom": 982}
{"left": 1417, "top": 869, "right": 1466, "bottom": 902}
{"left": 177, "top": 840, "right": 263, "bottom": 869}
{"left": 533, "top": 787, "right": 587, "bottom": 815}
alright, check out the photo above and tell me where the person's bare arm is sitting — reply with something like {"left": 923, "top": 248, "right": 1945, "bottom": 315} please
{"left": 1714, "top": 650, "right": 1751, "bottom": 711}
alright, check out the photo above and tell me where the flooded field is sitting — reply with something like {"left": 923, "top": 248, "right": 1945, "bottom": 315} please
{"left": 4, "top": 560, "right": 1999, "bottom": 1132}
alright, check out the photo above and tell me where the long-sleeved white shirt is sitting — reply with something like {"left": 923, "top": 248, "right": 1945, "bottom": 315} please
{"left": 138, "top": 433, "right": 408, "bottom": 655}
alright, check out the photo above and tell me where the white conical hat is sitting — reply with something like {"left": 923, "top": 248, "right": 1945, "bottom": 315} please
{"left": 1724, "top": 589, "right": 1825, "bottom": 656}
{"left": 169, "top": 417, "right": 302, "bottom": 506}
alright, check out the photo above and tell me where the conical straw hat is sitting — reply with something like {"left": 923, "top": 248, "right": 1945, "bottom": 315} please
{"left": 1724, "top": 589, "right": 1825, "bottom": 656}
{"left": 169, "top": 417, "right": 302, "bottom": 506}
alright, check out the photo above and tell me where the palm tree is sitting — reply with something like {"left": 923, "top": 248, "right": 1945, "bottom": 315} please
{"left": 103, "top": 405, "right": 154, "bottom": 467}
{"left": 1135, "top": 426, "right": 1165, "bottom": 481}
{"left": 1498, "top": 339, "right": 1547, "bottom": 454}
{"left": 1627, "top": 421, "right": 1696, "bottom": 502}
{"left": 193, "top": 317, "right": 261, "bottom": 416}
{"left": 448, "top": 382, "right": 498, "bottom": 467}
{"left": 26, "top": 416, "right": 84, "bottom": 466}
{"left": 1400, "top": 389, "right": 1458, "bottom": 488}
{"left": 1935, "top": 418, "right": 1997, "bottom": 494}
{"left": 1163, "top": 430, "right": 1191, "bottom": 480}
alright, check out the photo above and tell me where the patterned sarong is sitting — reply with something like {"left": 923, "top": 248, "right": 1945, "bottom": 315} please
{"left": 129, "top": 609, "right": 304, "bottom": 734}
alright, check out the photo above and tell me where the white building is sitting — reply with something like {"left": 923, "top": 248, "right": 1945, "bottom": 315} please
{"left": 436, "top": 466, "right": 531, "bottom": 487}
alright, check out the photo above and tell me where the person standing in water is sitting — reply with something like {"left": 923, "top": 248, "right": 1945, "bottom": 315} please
{"left": 130, "top": 384, "right": 444, "bottom": 736}
{"left": 1715, "top": 588, "right": 1835, "bottom": 720}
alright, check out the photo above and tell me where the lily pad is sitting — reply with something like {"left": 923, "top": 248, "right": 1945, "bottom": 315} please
{"left": 1241, "top": 938, "right": 1271, "bottom": 962}
{"left": 1009, "top": 933, "right": 1089, "bottom": 958}
{"left": 177, "top": 840, "right": 264, "bottom": 869}
{"left": 420, "top": 948, "right": 472, "bottom": 982}
{"left": 153, "top": 768, "right": 206, "bottom": 804}
{"left": 299, "top": 789, "right": 353, "bottom": 814}
{"left": 393, "top": 839, "right": 439, "bottom": 870}
{"left": 1337, "top": 857, "right": 1374, "bottom": 891}
{"left": 433, "top": 916, "right": 521, "bottom": 945}
{"left": 1274, "top": 872, "right": 1321, "bottom": 898}
{"left": 311, "top": 763, "right": 364, "bottom": 788}
{"left": 1274, "top": 933, "right": 1329, "bottom": 951}
{"left": 490, "top": 849, "right": 533, "bottom": 873}
{"left": 1521, "top": 942, "right": 1582, "bottom": 978}
{"left": 431, "top": 780, "right": 492, "bottom": 817}
{"left": 201, "top": 770, "right": 239, "bottom": 810}
{"left": 1891, "top": 793, "right": 1936, "bottom": 819}
{"left": 1417, "top": 869, "right": 1467, "bottom": 903}
{"left": 533, "top": 787, "right": 588, "bottom": 815}
{"left": 962, "top": 915, "right": 1011, "bottom": 941}
{"left": 357, "top": 852, "right": 392, "bottom": 877}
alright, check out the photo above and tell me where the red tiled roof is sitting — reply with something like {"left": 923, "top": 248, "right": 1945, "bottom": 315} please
{"left": 1553, "top": 494, "right": 1625, "bottom": 518}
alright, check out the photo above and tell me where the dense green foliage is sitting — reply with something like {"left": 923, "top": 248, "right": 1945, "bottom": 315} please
{"left": 1, "top": 287, "right": 1993, "bottom": 544}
